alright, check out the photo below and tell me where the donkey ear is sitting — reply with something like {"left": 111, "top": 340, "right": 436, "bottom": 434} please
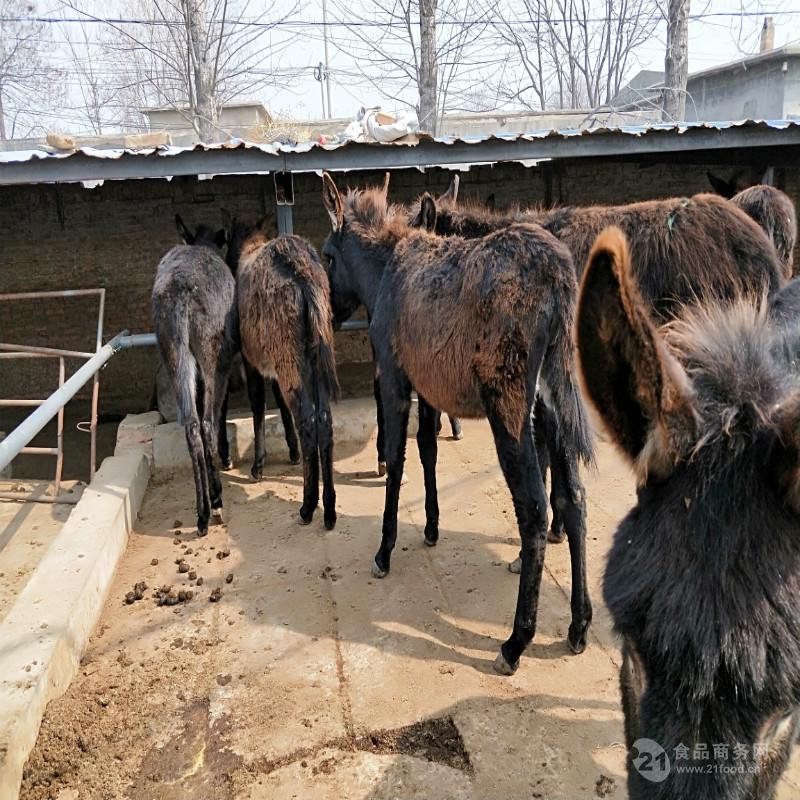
{"left": 437, "top": 174, "right": 459, "bottom": 205}
{"left": 485, "top": 193, "right": 496, "bottom": 211}
{"left": 175, "top": 214, "right": 194, "bottom": 244}
{"left": 256, "top": 215, "right": 270, "bottom": 232}
{"left": 577, "top": 227, "right": 695, "bottom": 481}
{"left": 707, "top": 171, "right": 735, "bottom": 199}
{"left": 381, "top": 172, "right": 390, "bottom": 197}
{"left": 322, "top": 171, "right": 344, "bottom": 232}
{"left": 411, "top": 193, "right": 436, "bottom": 231}
{"left": 214, "top": 228, "right": 227, "bottom": 249}
{"left": 220, "top": 207, "right": 233, "bottom": 231}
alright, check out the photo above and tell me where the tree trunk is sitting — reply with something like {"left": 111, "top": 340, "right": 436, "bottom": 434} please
{"left": 184, "top": 0, "right": 217, "bottom": 141}
{"left": 418, "top": 0, "right": 438, "bottom": 135}
{"left": 662, "top": 0, "right": 690, "bottom": 121}
{"left": 0, "top": 88, "right": 6, "bottom": 141}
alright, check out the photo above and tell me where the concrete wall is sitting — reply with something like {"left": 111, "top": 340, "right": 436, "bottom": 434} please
{"left": 685, "top": 57, "right": 795, "bottom": 122}
{"left": 1, "top": 155, "right": 798, "bottom": 415}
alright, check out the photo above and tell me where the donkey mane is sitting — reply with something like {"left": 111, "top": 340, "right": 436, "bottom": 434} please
{"left": 665, "top": 299, "right": 786, "bottom": 456}
{"left": 344, "top": 187, "right": 409, "bottom": 245}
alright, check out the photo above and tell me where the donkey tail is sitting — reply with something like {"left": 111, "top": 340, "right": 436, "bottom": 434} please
{"left": 541, "top": 267, "right": 595, "bottom": 468}
{"left": 172, "top": 318, "right": 198, "bottom": 426}
{"left": 304, "top": 281, "right": 340, "bottom": 402}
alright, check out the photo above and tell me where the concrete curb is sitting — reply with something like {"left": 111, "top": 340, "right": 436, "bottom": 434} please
{"left": 0, "top": 451, "right": 150, "bottom": 800}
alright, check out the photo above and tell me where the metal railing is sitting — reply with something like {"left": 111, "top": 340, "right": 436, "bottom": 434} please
{"left": 0, "top": 289, "right": 105, "bottom": 502}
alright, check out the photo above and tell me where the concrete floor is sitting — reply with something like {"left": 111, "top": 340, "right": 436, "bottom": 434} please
{"left": 18, "top": 422, "right": 800, "bottom": 799}
{"left": 0, "top": 482, "right": 78, "bottom": 624}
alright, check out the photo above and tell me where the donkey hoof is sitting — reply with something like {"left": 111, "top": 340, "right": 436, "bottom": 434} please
{"left": 221, "top": 457, "right": 233, "bottom": 471}
{"left": 548, "top": 528, "right": 567, "bottom": 544}
{"left": 251, "top": 467, "right": 263, "bottom": 482}
{"left": 424, "top": 525, "right": 438, "bottom": 547}
{"left": 508, "top": 557, "right": 522, "bottom": 574}
{"left": 289, "top": 449, "right": 301, "bottom": 465}
{"left": 492, "top": 651, "right": 518, "bottom": 676}
{"left": 377, "top": 461, "right": 387, "bottom": 477}
{"left": 568, "top": 623, "right": 589, "bottom": 655}
{"left": 211, "top": 507, "right": 225, "bottom": 525}
{"left": 452, "top": 431, "right": 464, "bottom": 441}
{"left": 197, "top": 518, "right": 209, "bottom": 538}
{"left": 324, "top": 513, "right": 337, "bottom": 531}
{"left": 371, "top": 559, "right": 389, "bottom": 579}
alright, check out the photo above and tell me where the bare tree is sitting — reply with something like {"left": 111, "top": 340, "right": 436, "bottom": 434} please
{"left": 0, "top": 1, "right": 61, "bottom": 139}
{"left": 662, "top": 0, "right": 690, "bottom": 120}
{"left": 64, "top": 0, "right": 298, "bottom": 141}
{"left": 488, "top": 0, "right": 661, "bottom": 111}
{"left": 329, "top": 0, "right": 493, "bottom": 135}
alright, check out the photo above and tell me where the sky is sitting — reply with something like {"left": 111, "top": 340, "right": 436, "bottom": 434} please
{"left": 23, "top": 0, "right": 800, "bottom": 133}
{"left": 261, "top": 0, "right": 800, "bottom": 120}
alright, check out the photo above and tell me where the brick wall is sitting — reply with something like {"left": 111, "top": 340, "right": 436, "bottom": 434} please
{"left": 1, "top": 155, "right": 797, "bottom": 414}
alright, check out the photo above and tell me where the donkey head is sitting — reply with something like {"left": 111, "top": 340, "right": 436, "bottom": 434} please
{"left": 175, "top": 214, "right": 226, "bottom": 251}
{"left": 321, "top": 171, "right": 393, "bottom": 323}
{"left": 220, "top": 208, "right": 269, "bottom": 274}
{"left": 577, "top": 226, "right": 800, "bottom": 798}
{"left": 409, "top": 192, "right": 437, "bottom": 231}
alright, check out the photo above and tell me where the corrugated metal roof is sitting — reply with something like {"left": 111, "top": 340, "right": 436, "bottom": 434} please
{"left": 0, "top": 119, "right": 798, "bottom": 185}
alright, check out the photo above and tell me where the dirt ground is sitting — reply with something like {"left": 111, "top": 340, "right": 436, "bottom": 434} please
{"left": 19, "top": 421, "right": 800, "bottom": 800}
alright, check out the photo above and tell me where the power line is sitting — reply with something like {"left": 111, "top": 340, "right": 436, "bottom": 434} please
{"left": 1, "top": 9, "right": 799, "bottom": 29}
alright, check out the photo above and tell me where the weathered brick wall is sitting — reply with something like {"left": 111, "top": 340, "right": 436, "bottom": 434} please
{"left": 1, "top": 156, "right": 796, "bottom": 414}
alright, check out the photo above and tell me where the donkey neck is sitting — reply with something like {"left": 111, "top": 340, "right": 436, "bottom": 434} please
{"left": 344, "top": 236, "right": 395, "bottom": 317}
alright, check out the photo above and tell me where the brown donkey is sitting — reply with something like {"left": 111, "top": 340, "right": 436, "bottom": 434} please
{"left": 322, "top": 173, "right": 594, "bottom": 674}
{"left": 229, "top": 217, "right": 340, "bottom": 530}
{"left": 578, "top": 227, "right": 800, "bottom": 799}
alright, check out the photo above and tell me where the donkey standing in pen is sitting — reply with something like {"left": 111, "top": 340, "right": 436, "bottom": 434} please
{"left": 152, "top": 215, "right": 235, "bottom": 536}
{"left": 418, "top": 187, "right": 787, "bottom": 548}
{"left": 578, "top": 227, "right": 800, "bottom": 800}
{"left": 322, "top": 173, "right": 594, "bottom": 674}
{"left": 227, "top": 215, "right": 339, "bottom": 530}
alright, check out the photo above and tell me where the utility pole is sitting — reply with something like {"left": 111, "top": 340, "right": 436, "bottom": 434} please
{"left": 321, "top": 0, "right": 333, "bottom": 118}
{"left": 314, "top": 63, "right": 327, "bottom": 117}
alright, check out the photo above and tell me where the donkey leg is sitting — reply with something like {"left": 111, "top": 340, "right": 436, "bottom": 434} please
{"left": 373, "top": 366, "right": 412, "bottom": 578}
{"left": 200, "top": 369, "right": 225, "bottom": 519}
{"left": 217, "top": 387, "right": 233, "bottom": 471}
{"left": 449, "top": 416, "right": 463, "bottom": 440}
{"left": 271, "top": 379, "right": 300, "bottom": 465}
{"left": 243, "top": 358, "right": 267, "bottom": 481}
{"left": 551, "top": 443, "right": 592, "bottom": 654}
{"left": 485, "top": 400, "right": 548, "bottom": 675}
{"left": 313, "top": 369, "right": 336, "bottom": 531}
{"left": 416, "top": 396, "right": 440, "bottom": 546}
{"left": 543, "top": 401, "right": 566, "bottom": 544}
{"left": 374, "top": 374, "right": 386, "bottom": 476}
{"left": 186, "top": 419, "right": 212, "bottom": 536}
{"left": 284, "top": 385, "right": 320, "bottom": 525}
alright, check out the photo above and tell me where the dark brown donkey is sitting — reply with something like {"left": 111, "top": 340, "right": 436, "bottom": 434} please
{"left": 578, "top": 227, "right": 800, "bottom": 799}
{"left": 418, "top": 189, "right": 786, "bottom": 547}
{"left": 152, "top": 216, "right": 235, "bottom": 536}
{"left": 228, "top": 217, "right": 339, "bottom": 530}
{"left": 322, "top": 173, "right": 594, "bottom": 674}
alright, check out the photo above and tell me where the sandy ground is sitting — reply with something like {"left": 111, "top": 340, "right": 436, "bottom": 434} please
{"left": 18, "top": 422, "right": 800, "bottom": 800}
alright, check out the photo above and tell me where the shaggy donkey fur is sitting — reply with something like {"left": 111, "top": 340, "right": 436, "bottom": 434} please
{"left": 229, "top": 217, "right": 339, "bottom": 530}
{"left": 578, "top": 227, "right": 800, "bottom": 800}
{"left": 322, "top": 173, "right": 594, "bottom": 674}
{"left": 729, "top": 185, "right": 797, "bottom": 276}
{"left": 152, "top": 216, "right": 235, "bottom": 535}
{"left": 415, "top": 191, "right": 788, "bottom": 311}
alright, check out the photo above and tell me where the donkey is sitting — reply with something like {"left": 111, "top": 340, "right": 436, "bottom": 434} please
{"left": 322, "top": 173, "right": 594, "bottom": 674}
{"left": 578, "top": 226, "right": 800, "bottom": 800}
{"left": 729, "top": 185, "right": 797, "bottom": 276}
{"left": 228, "top": 216, "right": 339, "bottom": 530}
{"left": 152, "top": 215, "right": 235, "bottom": 535}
